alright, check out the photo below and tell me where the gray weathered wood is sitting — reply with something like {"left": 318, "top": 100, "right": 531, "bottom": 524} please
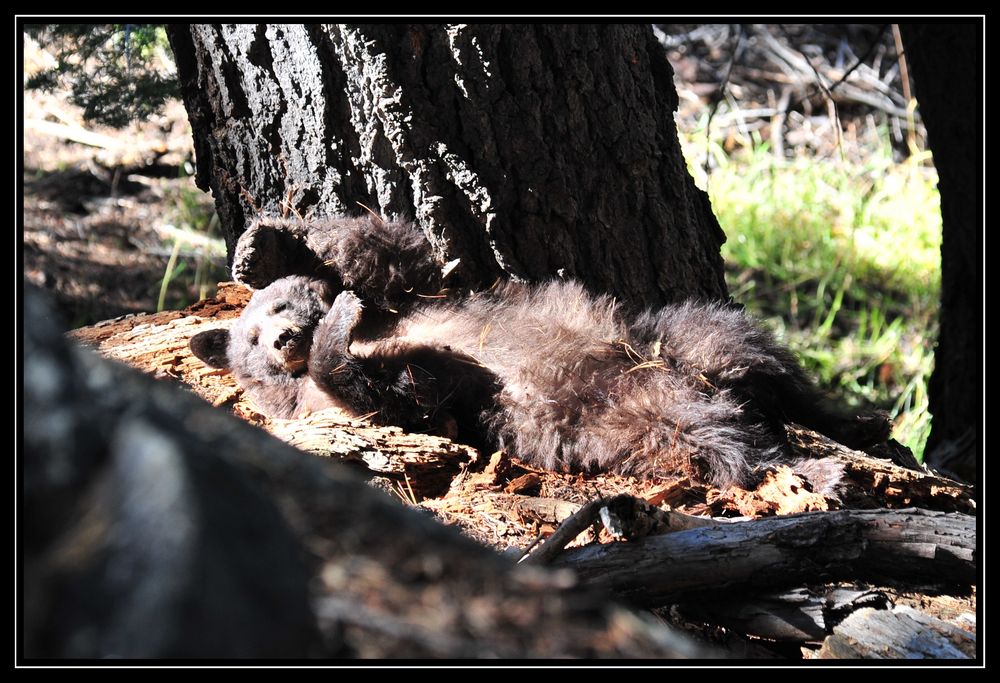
{"left": 819, "top": 605, "right": 975, "bottom": 659}
{"left": 553, "top": 508, "right": 975, "bottom": 606}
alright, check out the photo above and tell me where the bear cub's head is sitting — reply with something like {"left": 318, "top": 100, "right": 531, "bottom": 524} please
{"left": 190, "top": 276, "right": 335, "bottom": 381}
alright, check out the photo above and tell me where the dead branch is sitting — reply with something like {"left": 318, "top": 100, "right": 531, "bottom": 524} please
{"left": 552, "top": 508, "right": 975, "bottom": 607}
{"left": 528, "top": 494, "right": 720, "bottom": 566}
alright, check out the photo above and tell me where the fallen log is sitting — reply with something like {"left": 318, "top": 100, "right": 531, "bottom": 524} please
{"left": 678, "top": 585, "right": 976, "bottom": 648}
{"left": 551, "top": 508, "right": 975, "bottom": 606}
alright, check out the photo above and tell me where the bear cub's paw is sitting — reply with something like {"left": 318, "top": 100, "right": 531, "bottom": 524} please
{"left": 232, "top": 220, "right": 307, "bottom": 290}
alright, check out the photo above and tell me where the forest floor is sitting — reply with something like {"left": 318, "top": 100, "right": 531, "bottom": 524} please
{"left": 23, "top": 90, "right": 226, "bottom": 326}
{"left": 23, "top": 35, "right": 225, "bottom": 326}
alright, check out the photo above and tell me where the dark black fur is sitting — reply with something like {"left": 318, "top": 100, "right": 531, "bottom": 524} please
{"left": 191, "top": 215, "right": 890, "bottom": 489}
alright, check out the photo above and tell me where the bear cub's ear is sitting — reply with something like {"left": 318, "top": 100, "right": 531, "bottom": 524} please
{"left": 189, "top": 329, "right": 231, "bottom": 369}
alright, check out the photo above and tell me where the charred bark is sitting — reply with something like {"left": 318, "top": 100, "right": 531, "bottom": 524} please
{"left": 166, "top": 23, "right": 729, "bottom": 306}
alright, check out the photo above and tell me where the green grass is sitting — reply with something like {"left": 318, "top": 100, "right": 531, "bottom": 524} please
{"left": 155, "top": 183, "right": 227, "bottom": 311}
{"left": 681, "top": 127, "right": 941, "bottom": 459}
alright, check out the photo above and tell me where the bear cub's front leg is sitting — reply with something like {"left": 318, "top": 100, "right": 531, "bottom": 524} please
{"left": 309, "top": 290, "right": 497, "bottom": 443}
{"left": 308, "top": 291, "right": 369, "bottom": 407}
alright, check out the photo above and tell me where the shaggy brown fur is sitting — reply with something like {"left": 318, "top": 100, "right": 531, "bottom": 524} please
{"left": 191, "top": 215, "right": 890, "bottom": 489}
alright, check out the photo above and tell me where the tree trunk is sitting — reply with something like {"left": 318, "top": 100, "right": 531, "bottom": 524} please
{"left": 166, "top": 23, "right": 729, "bottom": 306}
{"left": 898, "top": 23, "right": 982, "bottom": 483}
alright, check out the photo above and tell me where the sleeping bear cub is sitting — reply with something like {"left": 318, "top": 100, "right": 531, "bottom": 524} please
{"left": 190, "top": 214, "right": 890, "bottom": 490}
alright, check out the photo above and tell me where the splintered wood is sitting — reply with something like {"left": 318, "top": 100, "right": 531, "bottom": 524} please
{"left": 70, "top": 282, "right": 253, "bottom": 411}
{"left": 270, "top": 411, "right": 479, "bottom": 499}
{"left": 818, "top": 606, "right": 976, "bottom": 659}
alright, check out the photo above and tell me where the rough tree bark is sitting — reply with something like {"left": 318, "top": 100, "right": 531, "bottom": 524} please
{"left": 165, "top": 23, "right": 729, "bottom": 306}
{"left": 898, "top": 23, "right": 983, "bottom": 484}
{"left": 551, "top": 508, "right": 975, "bottom": 605}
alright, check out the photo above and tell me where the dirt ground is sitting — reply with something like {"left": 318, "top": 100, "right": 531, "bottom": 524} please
{"left": 22, "top": 24, "right": 920, "bottom": 328}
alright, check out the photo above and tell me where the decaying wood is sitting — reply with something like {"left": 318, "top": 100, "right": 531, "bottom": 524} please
{"left": 682, "top": 586, "right": 885, "bottom": 643}
{"left": 551, "top": 508, "right": 975, "bottom": 607}
{"left": 270, "top": 411, "right": 479, "bottom": 499}
{"left": 680, "top": 585, "right": 955, "bottom": 645}
{"left": 632, "top": 535, "right": 974, "bottom": 645}
{"left": 70, "top": 283, "right": 481, "bottom": 496}
{"left": 835, "top": 449, "right": 975, "bottom": 512}
{"left": 819, "top": 605, "right": 976, "bottom": 659}
{"left": 70, "top": 281, "right": 252, "bottom": 408}
{"left": 421, "top": 490, "right": 588, "bottom": 550}
{"left": 66, "top": 287, "right": 978, "bottom": 658}
{"left": 694, "top": 585, "right": 979, "bottom": 659}
{"left": 786, "top": 426, "right": 976, "bottom": 514}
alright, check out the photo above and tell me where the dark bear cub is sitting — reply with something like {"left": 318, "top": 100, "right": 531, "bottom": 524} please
{"left": 190, "top": 276, "right": 499, "bottom": 447}
{"left": 190, "top": 214, "right": 890, "bottom": 490}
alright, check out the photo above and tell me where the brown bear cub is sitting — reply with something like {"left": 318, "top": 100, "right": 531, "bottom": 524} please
{"left": 190, "top": 215, "right": 890, "bottom": 490}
